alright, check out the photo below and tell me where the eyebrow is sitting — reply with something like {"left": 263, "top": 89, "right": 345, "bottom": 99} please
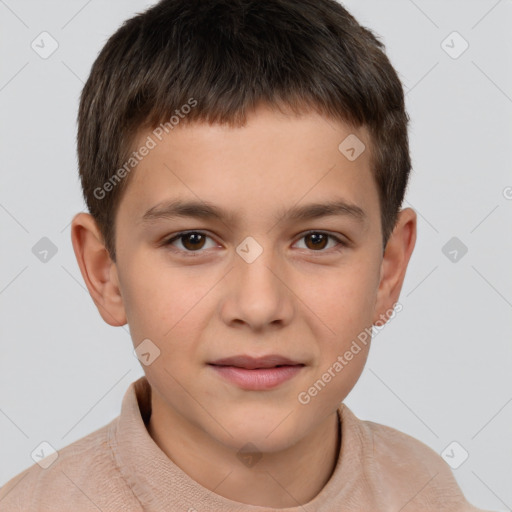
{"left": 140, "top": 198, "right": 367, "bottom": 226}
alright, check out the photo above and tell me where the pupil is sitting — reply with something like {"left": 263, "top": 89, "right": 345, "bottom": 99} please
{"left": 184, "top": 233, "right": 204, "bottom": 250}
{"left": 308, "top": 233, "right": 327, "bottom": 250}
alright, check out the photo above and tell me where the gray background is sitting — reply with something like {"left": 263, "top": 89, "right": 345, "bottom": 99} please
{"left": 0, "top": 1, "right": 511, "bottom": 510}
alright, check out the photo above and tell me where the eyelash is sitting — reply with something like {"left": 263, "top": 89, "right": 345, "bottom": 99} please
{"left": 162, "top": 230, "right": 348, "bottom": 257}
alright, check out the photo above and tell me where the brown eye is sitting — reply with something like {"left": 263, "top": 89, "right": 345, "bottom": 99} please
{"left": 181, "top": 233, "right": 206, "bottom": 251}
{"left": 304, "top": 232, "right": 329, "bottom": 250}
{"left": 165, "top": 231, "right": 216, "bottom": 253}
{"left": 294, "top": 231, "right": 346, "bottom": 253}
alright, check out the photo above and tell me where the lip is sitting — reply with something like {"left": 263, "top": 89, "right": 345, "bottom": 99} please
{"left": 208, "top": 354, "right": 305, "bottom": 391}
{"left": 209, "top": 354, "right": 302, "bottom": 369}
{"left": 209, "top": 365, "right": 304, "bottom": 390}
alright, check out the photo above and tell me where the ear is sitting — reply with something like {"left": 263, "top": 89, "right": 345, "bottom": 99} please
{"left": 373, "top": 207, "right": 417, "bottom": 325}
{"left": 70, "top": 212, "right": 127, "bottom": 327}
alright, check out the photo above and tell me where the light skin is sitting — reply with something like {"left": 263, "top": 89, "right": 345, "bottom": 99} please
{"left": 71, "top": 104, "right": 416, "bottom": 508}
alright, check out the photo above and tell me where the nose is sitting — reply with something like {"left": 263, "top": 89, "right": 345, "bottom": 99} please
{"left": 219, "top": 240, "right": 294, "bottom": 332}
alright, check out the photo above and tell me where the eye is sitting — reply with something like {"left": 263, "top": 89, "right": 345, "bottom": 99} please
{"left": 164, "top": 231, "right": 218, "bottom": 254}
{"left": 163, "top": 230, "right": 347, "bottom": 256}
{"left": 294, "top": 231, "right": 346, "bottom": 253}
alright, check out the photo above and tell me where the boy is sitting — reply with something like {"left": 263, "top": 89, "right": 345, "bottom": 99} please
{"left": 0, "top": 0, "right": 492, "bottom": 510}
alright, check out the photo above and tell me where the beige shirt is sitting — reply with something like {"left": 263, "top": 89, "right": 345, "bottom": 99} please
{"left": 0, "top": 376, "right": 490, "bottom": 511}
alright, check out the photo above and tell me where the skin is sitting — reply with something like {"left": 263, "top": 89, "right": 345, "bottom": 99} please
{"left": 71, "top": 104, "right": 416, "bottom": 508}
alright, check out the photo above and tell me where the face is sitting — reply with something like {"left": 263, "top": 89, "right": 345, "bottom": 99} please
{"left": 90, "top": 105, "right": 408, "bottom": 453}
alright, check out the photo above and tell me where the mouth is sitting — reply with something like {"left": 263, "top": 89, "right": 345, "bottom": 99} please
{"left": 209, "top": 354, "right": 304, "bottom": 369}
{"left": 208, "top": 354, "right": 305, "bottom": 390}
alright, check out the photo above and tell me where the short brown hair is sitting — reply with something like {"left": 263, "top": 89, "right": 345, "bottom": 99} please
{"left": 77, "top": 0, "right": 411, "bottom": 262}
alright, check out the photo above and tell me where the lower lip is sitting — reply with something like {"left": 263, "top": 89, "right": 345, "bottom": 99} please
{"left": 209, "top": 364, "right": 304, "bottom": 390}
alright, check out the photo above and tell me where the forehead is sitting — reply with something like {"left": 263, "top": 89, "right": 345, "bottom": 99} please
{"left": 118, "top": 106, "right": 379, "bottom": 229}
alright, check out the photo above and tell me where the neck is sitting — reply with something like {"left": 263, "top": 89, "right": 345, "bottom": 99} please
{"left": 147, "top": 394, "right": 341, "bottom": 508}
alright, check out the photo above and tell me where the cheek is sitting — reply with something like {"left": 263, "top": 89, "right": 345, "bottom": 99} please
{"left": 304, "top": 262, "right": 378, "bottom": 334}
{"left": 299, "top": 261, "right": 377, "bottom": 398}
{"left": 119, "top": 256, "right": 178, "bottom": 329}
{"left": 121, "top": 261, "right": 215, "bottom": 357}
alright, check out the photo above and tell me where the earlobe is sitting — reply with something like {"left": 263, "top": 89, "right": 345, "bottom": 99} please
{"left": 373, "top": 208, "right": 417, "bottom": 325}
{"left": 70, "top": 212, "right": 127, "bottom": 327}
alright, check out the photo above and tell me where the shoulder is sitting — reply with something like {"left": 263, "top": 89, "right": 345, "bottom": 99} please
{"left": 0, "top": 417, "right": 139, "bottom": 512}
{"left": 364, "top": 419, "right": 449, "bottom": 472}
{"left": 341, "top": 406, "right": 491, "bottom": 511}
